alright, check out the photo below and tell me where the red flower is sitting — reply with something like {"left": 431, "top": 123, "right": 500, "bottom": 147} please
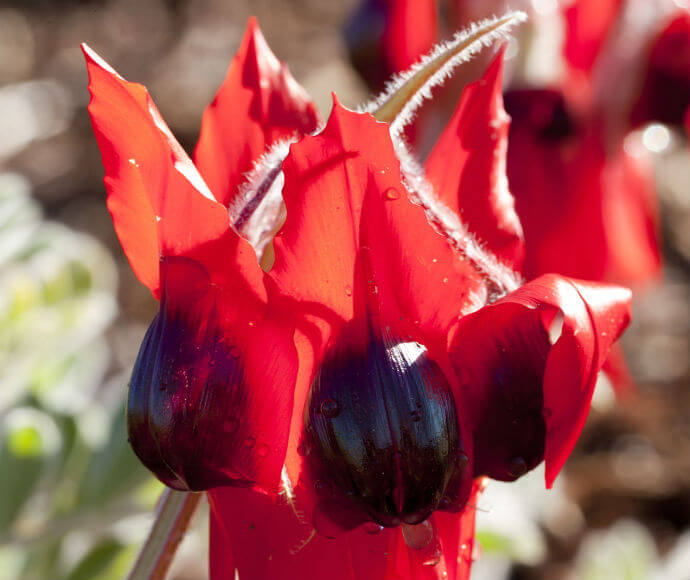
{"left": 85, "top": 17, "right": 631, "bottom": 580}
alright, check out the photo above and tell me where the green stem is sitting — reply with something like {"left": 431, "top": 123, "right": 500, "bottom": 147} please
{"left": 127, "top": 489, "right": 201, "bottom": 580}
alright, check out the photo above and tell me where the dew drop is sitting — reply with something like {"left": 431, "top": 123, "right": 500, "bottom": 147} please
{"left": 313, "top": 479, "right": 332, "bottom": 497}
{"left": 506, "top": 456, "right": 528, "bottom": 478}
{"left": 363, "top": 522, "right": 383, "bottom": 535}
{"left": 320, "top": 398, "right": 340, "bottom": 418}
{"left": 457, "top": 452, "right": 469, "bottom": 470}
{"left": 243, "top": 436, "right": 256, "bottom": 448}
{"left": 257, "top": 444, "right": 269, "bottom": 458}
{"left": 345, "top": 285, "right": 353, "bottom": 297}
{"left": 248, "top": 320, "right": 256, "bottom": 327}
{"left": 402, "top": 521, "right": 434, "bottom": 550}
{"left": 384, "top": 187, "right": 400, "bottom": 201}
{"left": 442, "top": 277, "right": 449, "bottom": 284}
{"left": 422, "top": 554, "right": 441, "bottom": 567}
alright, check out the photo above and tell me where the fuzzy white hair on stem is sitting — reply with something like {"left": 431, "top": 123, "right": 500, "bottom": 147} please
{"left": 392, "top": 137, "right": 522, "bottom": 300}
{"left": 365, "top": 10, "right": 528, "bottom": 138}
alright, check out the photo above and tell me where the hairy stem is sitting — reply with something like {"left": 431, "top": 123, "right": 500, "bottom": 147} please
{"left": 127, "top": 489, "right": 201, "bottom": 580}
{"left": 369, "top": 11, "right": 526, "bottom": 134}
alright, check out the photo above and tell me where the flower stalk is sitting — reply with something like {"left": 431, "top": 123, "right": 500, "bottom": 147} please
{"left": 127, "top": 489, "right": 201, "bottom": 580}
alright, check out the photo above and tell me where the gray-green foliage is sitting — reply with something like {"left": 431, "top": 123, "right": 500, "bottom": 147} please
{"left": 0, "top": 173, "right": 157, "bottom": 580}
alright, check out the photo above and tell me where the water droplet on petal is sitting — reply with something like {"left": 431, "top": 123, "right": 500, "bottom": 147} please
{"left": 257, "top": 444, "right": 269, "bottom": 458}
{"left": 363, "top": 522, "right": 383, "bottom": 535}
{"left": 506, "top": 456, "right": 528, "bottom": 478}
{"left": 384, "top": 187, "right": 400, "bottom": 201}
{"left": 320, "top": 398, "right": 340, "bottom": 418}
{"left": 243, "top": 436, "right": 256, "bottom": 448}
{"left": 457, "top": 452, "right": 469, "bottom": 470}
{"left": 402, "top": 520, "right": 434, "bottom": 550}
{"left": 345, "top": 285, "right": 353, "bottom": 297}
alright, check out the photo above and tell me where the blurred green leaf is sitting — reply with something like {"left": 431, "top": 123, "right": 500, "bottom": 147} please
{"left": 0, "top": 408, "right": 61, "bottom": 533}
{"left": 77, "top": 406, "right": 151, "bottom": 508}
{"left": 64, "top": 539, "right": 124, "bottom": 580}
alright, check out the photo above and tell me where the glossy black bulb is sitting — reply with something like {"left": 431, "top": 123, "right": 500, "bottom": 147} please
{"left": 304, "top": 327, "right": 466, "bottom": 528}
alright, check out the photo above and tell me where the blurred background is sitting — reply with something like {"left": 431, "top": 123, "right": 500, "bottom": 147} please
{"left": 0, "top": 0, "right": 688, "bottom": 579}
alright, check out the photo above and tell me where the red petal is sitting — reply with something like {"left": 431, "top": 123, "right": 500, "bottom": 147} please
{"left": 83, "top": 45, "right": 247, "bottom": 298}
{"left": 270, "top": 101, "right": 483, "bottom": 525}
{"left": 194, "top": 18, "right": 319, "bottom": 209}
{"left": 127, "top": 254, "right": 297, "bottom": 491}
{"left": 84, "top": 46, "right": 296, "bottom": 490}
{"left": 426, "top": 52, "right": 524, "bottom": 269}
{"left": 382, "top": 0, "right": 438, "bottom": 73}
{"left": 272, "top": 100, "right": 484, "bottom": 356}
{"left": 448, "top": 274, "right": 631, "bottom": 487}
{"left": 602, "top": 343, "right": 635, "bottom": 396}
{"left": 208, "top": 483, "right": 482, "bottom": 580}
{"left": 630, "top": 12, "right": 690, "bottom": 128}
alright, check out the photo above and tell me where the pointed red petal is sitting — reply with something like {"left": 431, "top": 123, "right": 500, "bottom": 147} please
{"left": 426, "top": 52, "right": 524, "bottom": 268}
{"left": 270, "top": 101, "right": 483, "bottom": 526}
{"left": 83, "top": 44, "right": 244, "bottom": 298}
{"left": 449, "top": 274, "right": 631, "bottom": 487}
{"left": 194, "top": 18, "right": 319, "bottom": 209}
{"left": 209, "top": 483, "right": 482, "bottom": 580}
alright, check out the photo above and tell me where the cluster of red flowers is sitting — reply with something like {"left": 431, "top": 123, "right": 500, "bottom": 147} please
{"left": 84, "top": 10, "right": 641, "bottom": 580}
{"left": 347, "top": 0, "right": 690, "bottom": 395}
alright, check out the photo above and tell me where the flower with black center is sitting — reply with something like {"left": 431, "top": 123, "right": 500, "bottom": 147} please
{"left": 84, "top": 14, "right": 631, "bottom": 580}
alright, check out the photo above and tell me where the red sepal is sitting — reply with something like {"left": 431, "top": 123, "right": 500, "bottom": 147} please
{"left": 83, "top": 44, "right": 247, "bottom": 298}
{"left": 448, "top": 274, "right": 631, "bottom": 487}
{"left": 208, "top": 482, "right": 483, "bottom": 580}
{"left": 426, "top": 52, "right": 524, "bottom": 269}
{"left": 194, "top": 18, "right": 319, "bottom": 209}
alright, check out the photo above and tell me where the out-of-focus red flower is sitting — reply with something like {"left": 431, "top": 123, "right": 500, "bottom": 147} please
{"left": 85, "top": 16, "right": 632, "bottom": 580}
{"left": 503, "top": 89, "right": 662, "bottom": 286}
{"left": 630, "top": 11, "right": 690, "bottom": 128}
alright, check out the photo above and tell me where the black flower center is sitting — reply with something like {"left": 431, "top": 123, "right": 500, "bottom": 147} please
{"left": 303, "top": 326, "right": 467, "bottom": 529}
